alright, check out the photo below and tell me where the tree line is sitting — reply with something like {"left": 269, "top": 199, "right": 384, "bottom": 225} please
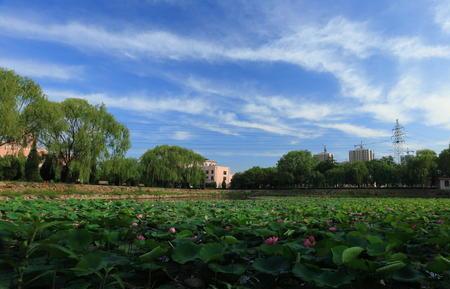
{"left": 0, "top": 68, "right": 206, "bottom": 187}
{"left": 231, "top": 148, "right": 450, "bottom": 189}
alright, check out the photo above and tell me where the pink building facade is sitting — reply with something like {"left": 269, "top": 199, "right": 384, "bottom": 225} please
{"left": 0, "top": 142, "right": 47, "bottom": 158}
{"left": 203, "top": 160, "right": 233, "bottom": 188}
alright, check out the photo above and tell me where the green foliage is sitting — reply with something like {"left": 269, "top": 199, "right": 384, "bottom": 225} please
{"left": 24, "top": 141, "right": 41, "bottom": 182}
{"left": 40, "top": 154, "right": 57, "bottom": 181}
{"left": 39, "top": 98, "right": 130, "bottom": 183}
{"left": 97, "top": 157, "right": 141, "bottom": 186}
{"left": 0, "top": 155, "right": 25, "bottom": 180}
{"left": 231, "top": 166, "right": 278, "bottom": 189}
{"left": 402, "top": 150, "right": 438, "bottom": 187}
{"left": 344, "top": 162, "right": 369, "bottom": 187}
{"left": 367, "top": 157, "right": 400, "bottom": 187}
{"left": 232, "top": 149, "right": 444, "bottom": 189}
{"left": 0, "top": 197, "right": 448, "bottom": 288}
{"left": 438, "top": 145, "right": 450, "bottom": 177}
{"left": 277, "top": 150, "right": 318, "bottom": 187}
{"left": 0, "top": 67, "right": 49, "bottom": 147}
{"left": 140, "top": 145, "right": 205, "bottom": 188}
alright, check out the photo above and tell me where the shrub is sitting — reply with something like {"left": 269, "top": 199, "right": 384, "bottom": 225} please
{"left": 25, "top": 142, "right": 41, "bottom": 182}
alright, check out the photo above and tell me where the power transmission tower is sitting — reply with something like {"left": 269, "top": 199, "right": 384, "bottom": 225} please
{"left": 392, "top": 119, "right": 406, "bottom": 163}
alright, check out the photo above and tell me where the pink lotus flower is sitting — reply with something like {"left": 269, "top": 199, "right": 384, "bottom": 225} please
{"left": 328, "top": 226, "right": 337, "bottom": 232}
{"left": 136, "top": 214, "right": 144, "bottom": 219}
{"left": 136, "top": 234, "right": 146, "bottom": 241}
{"left": 265, "top": 236, "right": 279, "bottom": 245}
{"left": 168, "top": 227, "right": 177, "bottom": 234}
{"left": 303, "top": 235, "right": 316, "bottom": 248}
{"left": 436, "top": 219, "right": 445, "bottom": 225}
{"left": 224, "top": 225, "right": 232, "bottom": 231}
{"left": 277, "top": 219, "right": 284, "bottom": 223}
{"left": 411, "top": 224, "right": 417, "bottom": 230}
{"left": 131, "top": 222, "right": 138, "bottom": 227}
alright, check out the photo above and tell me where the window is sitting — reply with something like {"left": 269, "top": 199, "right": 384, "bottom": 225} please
{"left": 205, "top": 170, "right": 209, "bottom": 174}
{"left": 210, "top": 176, "right": 214, "bottom": 181}
{"left": 446, "top": 180, "right": 450, "bottom": 187}
{"left": 223, "top": 177, "right": 226, "bottom": 181}
{"left": 224, "top": 171, "right": 227, "bottom": 175}
{"left": 211, "top": 170, "right": 214, "bottom": 174}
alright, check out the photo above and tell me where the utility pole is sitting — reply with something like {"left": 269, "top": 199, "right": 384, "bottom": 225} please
{"left": 392, "top": 119, "right": 406, "bottom": 164}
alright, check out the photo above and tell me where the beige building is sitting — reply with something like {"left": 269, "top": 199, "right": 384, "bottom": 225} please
{"left": 314, "top": 146, "right": 334, "bottom": 162}
{"left": 349, "top": 147, "right": 374, "bottom": 163}
{"left": 203, "top": 160, "right": 233, "bottom": 188}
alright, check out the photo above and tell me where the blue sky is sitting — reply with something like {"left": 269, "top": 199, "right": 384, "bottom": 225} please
{"left": 1, "top": 0, "right": 450, "bottom": 172}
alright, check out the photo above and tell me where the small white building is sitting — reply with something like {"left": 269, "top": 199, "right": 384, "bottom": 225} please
{"left": 439, "top": 178, "right": 450, "bottom": 190}
{"left": 203, "top": 160, "right": 233, "bottom": 188}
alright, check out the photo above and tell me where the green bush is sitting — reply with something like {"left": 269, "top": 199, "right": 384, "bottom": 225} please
{"left": 24, "top": 142, "right": 41, "bottom": 182}
{"left": 0, "top": 155, "right": 25, "bottom": 180}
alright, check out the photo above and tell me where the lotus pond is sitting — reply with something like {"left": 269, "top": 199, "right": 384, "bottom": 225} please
{"left": 0, "top": 197, "right": 449, "bottom": 289}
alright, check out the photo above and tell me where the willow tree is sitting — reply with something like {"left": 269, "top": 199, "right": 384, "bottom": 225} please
{"left": 97, "top": 157, "right": 141, "bottom": 186}
{"left": 140, "top": 145, "right": 205, "bottom": 188}
{"left": 0, "top": 68, "right": 49, "bottom": 147}
{"left": 40, "top": 98, "right": 130, "bottom": 183}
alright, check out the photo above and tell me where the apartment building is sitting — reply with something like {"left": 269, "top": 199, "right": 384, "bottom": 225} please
{"left": 349, "top": 147, "right": 374, "bottom": 162}
{"left": 203, "top": 160, "right": 233, "bottom": 188}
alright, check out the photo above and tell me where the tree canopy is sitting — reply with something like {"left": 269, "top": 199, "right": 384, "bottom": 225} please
{"left": 438, "top": 145, "right": 450, "bottom": 177}
{"left": 97, "top": 157, "right": 141, "bottom": 186}
{"left": 0, "top": 67, "right": 49, "bottom": 146}
{"left": 140, "top": 145, "right": 205, "bottom": 188}
{"left": 277, "top": 150, "right": 317, "bottom": 187}
{"left": 40, "top": 98, "right": 130, "bottom": 182}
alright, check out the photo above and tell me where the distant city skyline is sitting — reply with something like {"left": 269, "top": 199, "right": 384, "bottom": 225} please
{"left": 1, "top": 0, "right": 450, "bottom": 171}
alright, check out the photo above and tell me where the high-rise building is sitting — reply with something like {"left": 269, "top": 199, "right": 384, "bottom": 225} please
{"left": 349, "top": 144, "right": 374, "bottom": 162}
{"left": 203, "top": 160, "right": 233, "bottom": 188}
{"left": 314, "top": 146, "right": 334, "bottom": 162}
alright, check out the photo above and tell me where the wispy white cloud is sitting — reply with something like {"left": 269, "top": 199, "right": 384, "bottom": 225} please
{"left": 2, "top": 15, "right": 449, "bottom": 87}
{"left": 172, "top": 131, "right": 192, "bottom": 140}
{"left": 434, "top": 0, "right": 450, "bottom": 34}
{"left": 247, "top": 95, "right": 343, "bottom": 121}
{"left": 217, "top": 112, "right": 296, "bottom": 136}
{"left": 363, "top": 72, "right": 450, "bottom": 129}
{"left": 207, "top": 150, "right": 286, "bottom": 158}
{"left": 194, "top": 123, "right": 240, "bottom": 136}
{"left": 0, "top": 16, "right": 224, "bottom": 60}
{"left": 0, "top": 57, "right": 82, "bottom": 80}
{"left": 216, "top": 111, "right": 322, "bottom": 138}
{"left": 318, "top": 123, "right": 390, "bottom": 138}
{"left": 4, "top": 9, "right": 450, "bottom": 136}
{"left": 45, "top": 89, "right": 209, "bottom": 115}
